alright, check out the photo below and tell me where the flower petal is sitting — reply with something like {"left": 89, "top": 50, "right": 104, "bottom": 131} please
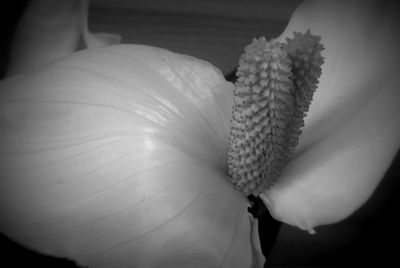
{"left": 262, "top": 0, "right": 400, "bottom": 232}
{"left": 0, "top": 45, "right": 252, "bottom": 267}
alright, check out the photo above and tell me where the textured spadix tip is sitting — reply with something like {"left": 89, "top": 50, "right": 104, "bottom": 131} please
{"left": 227, "top": 38, "right": 295, "bottom": 196}
{"left": 286, "top": 29, "right": 325, "bottom": 112}
{"left": 227, "top": 30, "right": 324, "bottom": 196}
{"left": 285, "top": 29, "right": 325, "bottom": 151}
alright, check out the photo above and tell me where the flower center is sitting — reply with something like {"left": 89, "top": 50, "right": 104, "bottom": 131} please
{"left": 227, "top": 30, "right": 324, "bottom": 195}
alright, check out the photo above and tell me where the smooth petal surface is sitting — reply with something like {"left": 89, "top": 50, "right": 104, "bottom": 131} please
{"left": 0, "top": 45, "right": 251, "bottom": 267}
{"left": 262, "top": 0, "right": 400, "bottom": 232}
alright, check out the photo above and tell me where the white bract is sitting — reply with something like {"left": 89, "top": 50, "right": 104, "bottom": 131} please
{"left": 262, "top": 0, "right": 400, "bottom": 233}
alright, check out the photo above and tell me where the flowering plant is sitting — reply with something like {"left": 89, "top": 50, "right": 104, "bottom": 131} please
{"left": 1, "top": 0, "right": 399, "bottom": 267}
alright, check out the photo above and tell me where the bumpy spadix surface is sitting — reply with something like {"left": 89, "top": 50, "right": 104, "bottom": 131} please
{"left": 286, "top": 30, "right": 324, "bottom": 150}
{"left": 227, "top": 39, "right": 295, "bottom": 195}
{"left": 228, "top": 31, "right": 324, "bottom": 195}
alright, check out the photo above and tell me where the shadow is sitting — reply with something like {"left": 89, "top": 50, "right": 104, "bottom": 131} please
{"left": 268, "top": 150, "right": 400, "bottom": 267}
{"left": 247, "top": 195, "right": 282, "bottom": 266}
{"left": 0, "top": 0, "right": 29, "bottom": 78}
{"left": 0, "top": 234, "right": 86, "bottom": 268}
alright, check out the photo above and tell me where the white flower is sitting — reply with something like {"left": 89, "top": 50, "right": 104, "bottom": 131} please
{"left": 0, "top": 1, "right": 399, "bottom": 267}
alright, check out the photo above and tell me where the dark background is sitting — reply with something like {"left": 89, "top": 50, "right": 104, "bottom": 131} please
{"left": 1, "top": 1, "right": 399, "bottom": 267}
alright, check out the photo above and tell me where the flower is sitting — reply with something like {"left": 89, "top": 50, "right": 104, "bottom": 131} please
{"left": 1, "top": 2, "right": 256, "bottom": 267}
{"left": 1, "top": 0, "right": 399, "bottom": 267}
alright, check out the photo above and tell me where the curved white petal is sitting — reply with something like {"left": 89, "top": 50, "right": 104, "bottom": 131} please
{"left": 262, "top": 0, "right": 400, "bottom": 232}
{"left": 0, "top": 45, "right": 252, "bottom": 267}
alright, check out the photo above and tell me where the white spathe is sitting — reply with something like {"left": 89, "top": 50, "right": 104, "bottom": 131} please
{"left": 262, "top": 0, "right": 400, "bottom": 233}
{"left": 2, "top": 1, "right": 261, "bottom": 267}
{"left": 0, "top": 45, "right": 254, "bottom": 268}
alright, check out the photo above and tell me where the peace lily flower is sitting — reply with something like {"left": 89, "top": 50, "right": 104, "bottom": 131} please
{"left": 0, "top": 1, "right": 399, "bottom": 268}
